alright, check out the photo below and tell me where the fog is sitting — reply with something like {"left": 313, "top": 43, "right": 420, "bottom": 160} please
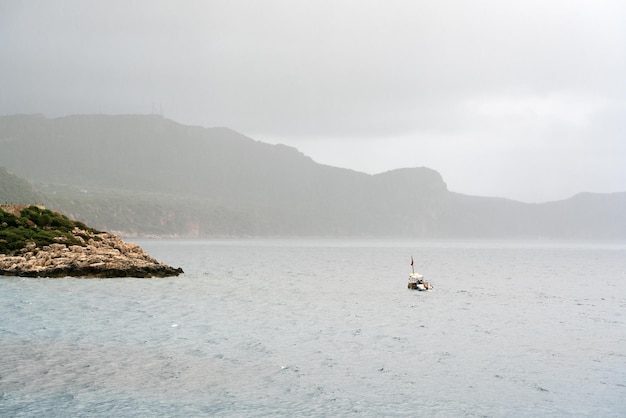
{"left": 1, "top": 0, "right": 625, "bottom": 202}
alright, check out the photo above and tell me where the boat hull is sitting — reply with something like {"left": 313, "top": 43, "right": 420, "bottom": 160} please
{"left": 408, "top": 282, "right": 432, "bottom": 291}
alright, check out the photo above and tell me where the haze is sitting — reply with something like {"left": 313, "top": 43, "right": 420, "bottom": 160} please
{"left": 1, "top": 0, "right": 625, "bottom": 203}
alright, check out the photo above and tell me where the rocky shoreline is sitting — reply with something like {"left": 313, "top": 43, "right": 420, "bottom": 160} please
{"left": 0, "top": 228, "right": 183, "bottom": 278}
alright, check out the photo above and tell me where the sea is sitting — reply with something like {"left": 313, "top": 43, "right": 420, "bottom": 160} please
{"left": 1, "top": 239, "right": 625, "bottom": 417}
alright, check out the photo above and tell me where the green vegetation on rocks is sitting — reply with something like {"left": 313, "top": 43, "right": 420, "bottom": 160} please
{"left": 0, "top": 205, "right": 101, "bottom": 255}
{"left": 0, "top": 205, "right": 183, "bottom": 277}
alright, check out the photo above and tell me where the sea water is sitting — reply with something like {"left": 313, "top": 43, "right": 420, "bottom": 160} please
{"left": 1, "top": 239, "right": 625, "bottom": 417}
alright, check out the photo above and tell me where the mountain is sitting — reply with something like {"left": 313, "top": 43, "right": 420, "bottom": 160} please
{"left": 441, "top": 192, "right": 626, "bottom": 240}
{"left": 0, "top": 166, "right": 44, "bottom": 204}
{"left": 0, "top": 114, "right": 624, "bottom": 239}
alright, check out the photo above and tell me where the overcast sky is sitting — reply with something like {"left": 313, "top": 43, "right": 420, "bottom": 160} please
{"left": 1, "top": 1, "right": 625, "bottom": 202}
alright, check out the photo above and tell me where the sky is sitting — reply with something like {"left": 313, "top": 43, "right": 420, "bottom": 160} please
{"left": 1, "top": 0, "right": 625, "bottom": 203}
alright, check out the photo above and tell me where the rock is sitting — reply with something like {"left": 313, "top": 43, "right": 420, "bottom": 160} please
{"left": 0, "top": 229, "right": 183, "bottom": 278}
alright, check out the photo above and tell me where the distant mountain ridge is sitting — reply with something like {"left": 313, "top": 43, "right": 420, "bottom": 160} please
{"left": 1, "top": 114, "right": 624, "bottom": 239}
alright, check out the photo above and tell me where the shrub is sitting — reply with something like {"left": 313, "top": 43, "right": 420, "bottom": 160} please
{"left": 0, "top": 205, "right": 98, "bottom": 254}
{"left": 38, "top": 213, "right": 51, "bottom": 227}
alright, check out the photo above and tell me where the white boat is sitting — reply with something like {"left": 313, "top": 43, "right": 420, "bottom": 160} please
{"left": 407, "top": 257, "right": 432, "bottom": 291}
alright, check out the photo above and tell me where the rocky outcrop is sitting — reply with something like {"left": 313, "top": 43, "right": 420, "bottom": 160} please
{"left": 0, "top": 228, "right": 183, "bottom": 278}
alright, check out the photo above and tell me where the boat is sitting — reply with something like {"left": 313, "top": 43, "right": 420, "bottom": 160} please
{"left": 407, "top": 256, "right": 432, "bottom": 291}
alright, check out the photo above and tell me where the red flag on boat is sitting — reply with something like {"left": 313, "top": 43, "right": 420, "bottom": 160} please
{"left": 411, "top": 256, "right": 414, "bottom": 266}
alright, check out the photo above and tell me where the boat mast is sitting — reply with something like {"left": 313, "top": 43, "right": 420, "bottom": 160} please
{"left": 411, "top": 256, "right": 414, "bottom": 274}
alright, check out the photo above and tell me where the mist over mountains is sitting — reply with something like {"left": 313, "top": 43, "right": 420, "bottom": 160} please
{"left": 1, "top": 114, "right": 624, "bottom": 239}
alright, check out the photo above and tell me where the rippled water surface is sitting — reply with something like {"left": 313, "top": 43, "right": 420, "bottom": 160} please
{"left": 1, "top": 239, "right": 625, "bottom": 417}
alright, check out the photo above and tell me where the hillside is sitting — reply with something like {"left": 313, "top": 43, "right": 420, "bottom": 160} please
{"left": 440, "top": 192, "right": 626, "bottom": 240}
{"left": 0, "top": 167, "right": 43, "bottom": 204}
{"left": 0, "top": 114, "right": 624, "bottom": 239}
